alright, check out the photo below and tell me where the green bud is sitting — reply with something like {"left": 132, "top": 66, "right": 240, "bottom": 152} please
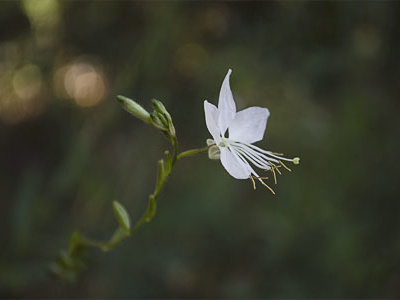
{"left": 151, "top": 99, "right": 167, "bottom": 114}
{"left": 168, "top": 122, "right": 176, "bottom": 138}
{"left": 157, "top": 113, "right": 169, "bottom": 128}
{"left": 152, "top": 99, "right": 173, "bottom": 123}
{"left": 150, "top": 112, "right": 167, "bottom": 130}
{"left": 112, "top": 201, "right": 131, "bottom": 233}
{"left": 206, "top": 139, "right": 216, "bottom": 146}
{"left": 117, "top": 95, "right": 151, "bottom": 124}
{"left": 151, "top": 99, "right": 176, "bottom": 137}
{"left": 208, "top": 145, "right": 221, "bottom": 160}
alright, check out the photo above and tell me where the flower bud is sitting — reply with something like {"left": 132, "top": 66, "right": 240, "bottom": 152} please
{"left": 208, "top": 145, "right": 221, "bottom": 160}
{"left": 151, "top": 99, "right": 175, "bottom": 137}
{"left": 157, "top": 113, "right": 169, "bottom": 128}
{"left": 117, "top": 95, "right": 151, "bottom": 124}
{"left": 151, "top": 99, "right": 167, "bottom": 114}
{"left": 206, "top": 139, "right": 216, "bottom": 146}
{"left": 150, "top": 112, "right": 166, "bottom": 130}
{"left": 168, "top": 122, "right": 176, "bottom": 138}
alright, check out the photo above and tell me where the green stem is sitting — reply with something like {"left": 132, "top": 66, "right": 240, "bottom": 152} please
{"left": 177, "top": 145, "right": 210, "bottom": 160}
{"left": 171, "top": 137, "right": 179, "bottom": 166}
{"left": 55, "top": 142, "right": 211, "bottom": 282}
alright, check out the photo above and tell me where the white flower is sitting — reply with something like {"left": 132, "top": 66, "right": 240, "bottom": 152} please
{"left": 204, "top": 69, "right": 299, "bottom": 193}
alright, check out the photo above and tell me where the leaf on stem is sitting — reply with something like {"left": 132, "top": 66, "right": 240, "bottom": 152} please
{"left": 112, "top": 201, "right": 131, "bottom": 233}
{"left": 156, "top": 159, "right": 165, "bottom": 189}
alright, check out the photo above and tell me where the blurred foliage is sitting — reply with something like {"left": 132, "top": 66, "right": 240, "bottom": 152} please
{"left": 1, "top": 1, "right": 400, "bottom": 298}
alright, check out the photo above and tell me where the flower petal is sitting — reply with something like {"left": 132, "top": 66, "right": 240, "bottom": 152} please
{"left": 228, "top": 107, "right": 270, "bottom": 144}
{"left": 220, "top": 147, "right": 250, "bottom": 179}
{"left": 204, "top": 100, "right": 221, "bottom": 143}
{"left": 218, "top": 69, "right": 236, "bottom": 136}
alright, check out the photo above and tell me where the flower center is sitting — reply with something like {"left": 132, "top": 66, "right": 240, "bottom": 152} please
{"left": 219, "top": 137, "right": 229, "bottom": 148}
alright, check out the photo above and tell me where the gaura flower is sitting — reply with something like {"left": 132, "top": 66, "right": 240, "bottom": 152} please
{"left": 204, "top": 69, "right": 299, "bottom": 194}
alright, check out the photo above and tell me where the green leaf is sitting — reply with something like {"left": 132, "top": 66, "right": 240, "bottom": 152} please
{"left": 164, "top": 150, "right": 171, "bottom": 173}
{"left": 112, "top": 201, "right": 131, "bottom": 233}
{"left": 156, "top": 159, "right": 165, "bottom": 189}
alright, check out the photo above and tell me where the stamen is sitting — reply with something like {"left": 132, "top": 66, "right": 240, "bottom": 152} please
{"left": 229, "top": 146, "right": 257, "bottom": 179}
{"left": 279, "top": 160, "right": 292, "bottom": 172}
{"left": 226, "top": 141, "right": 297, "bottom": 194}
{"left": 241, "top": 142, "right": 294, "bottom": 163}
{"left": 252, "top": 176, "right": 269, "bottom": 180}
{"left": 232, "top": 149, "right": 274, "bottom": 194}
{"left": 271, "top": 152, "right": 284, "bottom": 156}
{"left": 249, "top": 175, "right": 274, "bottom": 194}
{"left": 259, "top": 179, "right": 275, "bottom": 195}
{"left": 232, "top": 142, "right": 277, "bottom": 166}
{"left": 270, "top": 162, "right": 282, "bottom": 175}
{"left": 235, "top": 142, "right": 280, "bottom": 164}
{"left": 271, "top": 167, "right": 277, "bottom": 184}
{"left": 235, "top": 147, "right": 271, "bottom": 170}
{"left": 265, "top": 151, "right": 295, "bottom": 162}
{"left": 250, "top": 176, "right": 256, "bottom": 190}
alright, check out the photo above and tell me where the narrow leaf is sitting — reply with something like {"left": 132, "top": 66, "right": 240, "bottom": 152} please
{"left": 112, "top": 201, "right": 131, "bottom": 233}
{"left": 156, "top": 159, "right": 165, "bottom": 188}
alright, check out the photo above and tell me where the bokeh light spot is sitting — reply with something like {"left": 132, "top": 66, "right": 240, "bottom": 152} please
{"left": 63, "top": 62, "right": 106, "bottom": 107}
{"left": 13, "top": 64, "right": 42, "bottom": 100}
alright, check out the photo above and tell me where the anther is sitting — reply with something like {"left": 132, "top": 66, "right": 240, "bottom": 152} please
{"left": 270, "top": 162, "right": 282, "bottom": 175}
{"left": 260, "top": 180, "right": 275, "bottom": 195}
{"left": 271, "top": 152, "right": 284, "bottom": 156}
{"left": 271, "top": 168, "right": 277, "bottom": 184}
{"left": 249, "top": 176, "right": 275, "bottom": 194}
{"left": 250, "top": 176, "right": 256, "bottom": 190}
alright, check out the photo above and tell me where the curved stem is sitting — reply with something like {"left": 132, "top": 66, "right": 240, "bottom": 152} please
{"left": 52, "top": 141, "right": 211, "bottom": 282}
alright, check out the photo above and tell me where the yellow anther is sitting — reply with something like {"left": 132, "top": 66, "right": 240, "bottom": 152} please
{"left": 271, "top": 167, "right": 277, "bottom": 184}
{"left": 272, "top": 152, "right": 284, "bottom": 156}
{"left": 249, "top": 176, "right": 275, "bottom": 194}
{"left": 275, "top": 166, "right": 282, "bottom": 175}
{"left": 260, "top": 180, "right": 275, "bottom": 195}
{"left": 293, "top": 157, "right": 300, "bottom": 165}
{"left": 250, "top": 176, "right": 256, "bottom": 190}
{"left": 270, "top": 162, "right": 282, "bottom": 175}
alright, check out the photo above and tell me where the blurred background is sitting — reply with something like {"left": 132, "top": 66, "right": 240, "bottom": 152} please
{"left": 1, "top": 1, "right": 400, "bottom": 298}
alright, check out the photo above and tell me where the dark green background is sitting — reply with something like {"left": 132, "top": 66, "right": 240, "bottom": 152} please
{"left": 1, "top": 1, "right": 400, "bottom": 298}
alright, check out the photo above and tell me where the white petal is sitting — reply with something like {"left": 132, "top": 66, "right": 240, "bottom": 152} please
{"left": 204, "top": 100, "right": 221, "bottom": 143}
{"left": 220, "top": 147, "right": 249, "bottom": 179}
{"left": 218, "top": 69, "right": 236, "bottom": 136}
{"left": 228, "top": 107, "right": 270, "bottom": 144}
